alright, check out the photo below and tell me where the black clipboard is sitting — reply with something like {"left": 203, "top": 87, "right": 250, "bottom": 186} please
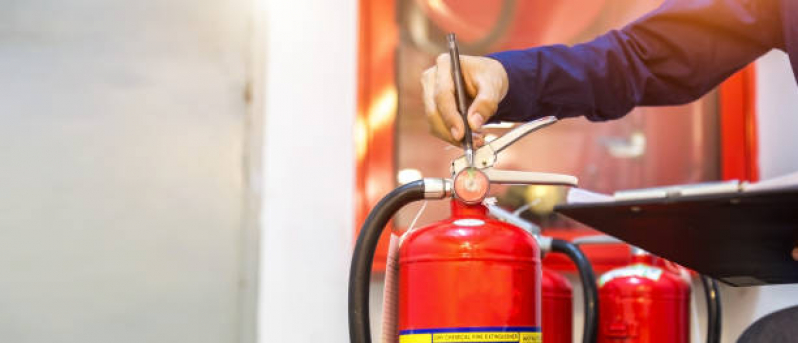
{"left": 555, "top": 188, "right": 798, "bottom": 286}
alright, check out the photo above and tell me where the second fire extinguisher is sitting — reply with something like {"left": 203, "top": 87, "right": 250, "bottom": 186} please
{"left": 589, "top": 243, "right": 722, "bottom": 343}
{"left": 598, "top": 249, "right": 691, "bottom": 342}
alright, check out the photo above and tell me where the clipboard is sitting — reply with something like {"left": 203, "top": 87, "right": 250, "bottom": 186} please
{"left": 556, "top": 187, "right": 798, "bottom": 286}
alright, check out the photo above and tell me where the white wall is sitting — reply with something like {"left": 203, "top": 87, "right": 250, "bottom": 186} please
{"left": 0, "top": 0, "right": 254, "bottom": 342}
{"left": 258, "top": 0, "right": 357, "bottom": 342}
{"left": 756, "top": 51, "right": 798, "bottom": 179}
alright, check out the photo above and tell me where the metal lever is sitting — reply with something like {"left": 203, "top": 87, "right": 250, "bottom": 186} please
{"left": 483, "top": 170, "right": 578, "bottom": 186}
{"left": 487, "top": 116, "right": 557, "bottom": 155}
{"left": 451, "top": 116, "right": 558, "bottom": 173}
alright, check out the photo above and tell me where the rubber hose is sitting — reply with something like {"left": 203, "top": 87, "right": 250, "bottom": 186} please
{"left": 550, "top": 239, "right": 598, "bottom": 343}
{"left": 701, "top": 275, "right": 722, "bottom": 343}
{"left": 349, "top": 180, "right": 426, "bottom": 343}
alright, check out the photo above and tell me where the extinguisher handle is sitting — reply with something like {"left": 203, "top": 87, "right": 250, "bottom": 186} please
{"left": 487, "top": 116, "right": 557, "bottom": 155}
{"left": 701, "top": 275, "right": 722, "bottom": 343}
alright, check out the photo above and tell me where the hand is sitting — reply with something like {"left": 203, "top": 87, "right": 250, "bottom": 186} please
{"left": 421, "top": 54, "right": 509, "bottom": 146}
{"left": 793, "top": 243, "right": 798, "bottom": 261}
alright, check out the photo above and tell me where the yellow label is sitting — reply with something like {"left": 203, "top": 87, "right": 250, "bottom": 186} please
{"left": 400, "top": 327, "right": 540, "bottom": 343}
{"left": 400, "top": 333, "right": 432, "bottom": 343}
{"left": 434, "top": 332, "right": 519, "bottom": 342}
{"left": 521, "top": 332, "right": 542, "bottom": 343}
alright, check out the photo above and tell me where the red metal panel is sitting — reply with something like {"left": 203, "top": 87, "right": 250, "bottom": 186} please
{"left": 719, "top": 65, "right": 759, "bottom": 182}
{"left": 356, "top": 0, "right": 398, "bottom": 271}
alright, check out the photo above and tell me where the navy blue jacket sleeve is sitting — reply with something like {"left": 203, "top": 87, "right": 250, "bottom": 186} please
{"left": 488, "top": 0, "right": 784, "bottom": 122}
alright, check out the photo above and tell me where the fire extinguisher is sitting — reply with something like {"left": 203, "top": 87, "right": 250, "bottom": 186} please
{"left": 574, "top": 237, "right": 722, "bottom": 343}
{"left": 598, "top": 248, "right": 691, "bottom": 342}
{"left": 485, "top": 202, "right": 599, "bottom": 343}
{"left": 348, "top": 115, "right": 587, "bottom": 343}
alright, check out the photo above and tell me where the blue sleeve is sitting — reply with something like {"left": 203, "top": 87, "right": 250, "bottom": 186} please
{"left": 488, "top": 0, "right": 784, "bottom": 122}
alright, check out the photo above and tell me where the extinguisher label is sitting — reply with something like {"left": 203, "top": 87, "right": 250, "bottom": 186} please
{"left": 598, "top": 264, "right": 664, "bottom": 287}
{"left": 399, "top": 326, "right": 541, "bottom": 343}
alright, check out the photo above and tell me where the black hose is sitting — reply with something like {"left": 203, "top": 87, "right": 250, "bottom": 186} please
{"left": 550, "top": 239, "right": 598, "bottom": 343}
{"left": 701, "top": 275, "right": 722, "bottom": 343}
{"left": 349, "top": 180, "right": 426, "bottom": 343}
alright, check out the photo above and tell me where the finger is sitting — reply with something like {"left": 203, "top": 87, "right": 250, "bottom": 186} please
{"left": 428, "top": 108, "right": 458, "bottom": 145}
{"left": 434, "top": 54, "right": 464, "bottom": 141}
{"left": 793, "top": 245, "right": 798, "bottom": 261}
{"left": 422, "top": 67, "right": 457, "bottom": 144}
{"left": 461, "top": 57, "right": 479, "bottom": 98}
{"left": 466, "top": 78, "right": 500, "bottom": 131}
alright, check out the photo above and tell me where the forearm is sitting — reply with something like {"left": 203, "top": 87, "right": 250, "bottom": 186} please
{"left": 490, "top": 0, "right": 783, "bottom": 122}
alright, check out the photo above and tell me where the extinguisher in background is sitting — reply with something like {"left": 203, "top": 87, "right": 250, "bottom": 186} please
{"left": 348, "top": 113, "right": 583, "bottom": 343}
{"left": 485, "top": 202, "right": 599, "bottom": 343}
{"left": 574, "top": 236, "right": 722, "bottom": 343}
{"left": 542, "top": 268, "right": 574, "bottom": 343}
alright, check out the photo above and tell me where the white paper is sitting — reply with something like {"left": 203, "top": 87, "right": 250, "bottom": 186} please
{"left": 742, "top": 171, "right": 798, "bottom": 192}
{"left": 614, "top": 180, "right": 741, "bottom": 201}
{"left": 565, "top": 171, "right": 798, "bottom": 205}
{"left": 567, "top": 187, "right": 614, "bottom": 204}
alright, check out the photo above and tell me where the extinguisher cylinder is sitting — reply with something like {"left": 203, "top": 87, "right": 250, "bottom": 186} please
{"left": 398, "top": 200, "right": 543, "bottom": 342}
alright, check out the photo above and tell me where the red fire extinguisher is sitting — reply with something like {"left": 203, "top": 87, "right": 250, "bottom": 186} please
{"left": 598, "top": 249, "right": 691, "bottom": 342}
{"left": 398, "top": 198, "right": 599, "bottom": 343}
{"left": 398, "top": 199, "right": 543, "bottom": 340}
{"left": 595, "top": 247, "right": 722, "bottom": 343}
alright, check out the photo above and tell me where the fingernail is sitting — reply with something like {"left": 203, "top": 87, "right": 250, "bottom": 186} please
{"left": 469, "top": 113, "right": 484, "bottom": 129}
{"left": 450, "top": 127, "right": 460, "bottom": 139}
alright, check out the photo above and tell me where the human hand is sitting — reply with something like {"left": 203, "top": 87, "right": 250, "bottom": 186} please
{"left": 421, "top": 54, "right": 509, "bottom": 146}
